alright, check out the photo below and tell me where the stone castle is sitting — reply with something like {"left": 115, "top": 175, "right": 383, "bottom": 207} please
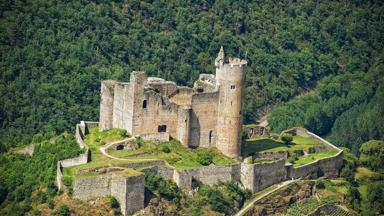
{"left": 99, "top": 47, "right": 247, "bottom": 158}
{"left": 56, "top": 47, "right": 344, "bottom": 215}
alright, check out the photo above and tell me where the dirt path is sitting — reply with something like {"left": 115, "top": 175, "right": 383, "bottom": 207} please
{"left": 235, "top": 179, "right": 298, "bottom": 216}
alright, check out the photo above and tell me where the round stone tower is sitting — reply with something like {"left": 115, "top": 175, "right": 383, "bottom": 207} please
{"left": 215, "top": 47, "right": 247, "bottom": 158}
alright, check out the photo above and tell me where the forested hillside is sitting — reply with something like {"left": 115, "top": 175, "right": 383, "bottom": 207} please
{"left": 1, "top": 0, "right": 383, "bottom": 150}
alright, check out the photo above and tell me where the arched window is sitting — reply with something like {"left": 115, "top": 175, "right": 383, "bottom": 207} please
{"left": 142, "top": 100, "right": 147, "bottom": 109}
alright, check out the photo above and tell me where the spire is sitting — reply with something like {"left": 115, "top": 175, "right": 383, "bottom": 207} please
{"left": 215, "top": 46, "right": 225, "bottom": 67}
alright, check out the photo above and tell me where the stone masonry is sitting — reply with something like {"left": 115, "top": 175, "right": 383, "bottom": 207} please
{"left": 99, "top": 47, "right": 247, "bottom": 158}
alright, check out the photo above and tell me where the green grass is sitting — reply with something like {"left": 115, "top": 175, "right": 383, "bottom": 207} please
{"left": 65, "top": 128, "right": 237, "bottom": 179}
{"left": 242, "top": 135, "right": 321, "bottom": 155}
{"left": 108, "top": 139, "right": 237, "bottom": 169}
{"left": 291, "top": 150, "right": 338, "bottom": 167}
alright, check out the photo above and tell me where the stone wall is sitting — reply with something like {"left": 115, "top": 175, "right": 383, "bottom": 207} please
{"left": 140, "top": 132, "right": 170, "bottom": 143}
{"left": 107, "top": 138, "right": 138, "bottom": 150}
{"left": 241, "top": 159, "right": 287, "bottom": 193}
{"left": 73, "top": 172, "right": 145, "bottom": 216}
{"left": 252, "top": 151, "right": 288, "bottom": 161}
{"left": 289, "top": 151, "right": 343, "bottom": 179}
{"left": 73, "top": 174, "right": 112, "bottom": 200}
{"left": 189, "top": 92, "right": 219, "bottom": 148}
{"left": 99, "top": 80, "right": 116, "bottom": 130}
{"left": 173, "top": 163, "right": 241, "bottom": 189}
{"left": 57, "top": 122, "right": 90, "bottom": 190}
{"left": 111, "top": 173, "right": 145, "bottom": 216}
{"left": 168, "top": 86, "right": 194, "bottom": 106}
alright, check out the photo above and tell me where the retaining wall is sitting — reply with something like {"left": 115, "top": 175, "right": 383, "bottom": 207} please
{"left": 73, "top": 172, "right": 145, "bottom": 216}
{"left": 140, "top": 132, "right": 170, "bottom": 143}
{"left": 173, "top": 163, "right": 241, "bottom": 189}
{"left": 241, "top": 159, "right": 287, "bottom": 193}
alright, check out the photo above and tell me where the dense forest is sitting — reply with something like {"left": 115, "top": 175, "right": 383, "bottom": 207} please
{"left": 1, "top": 0, "right": 383, "bottom": 150}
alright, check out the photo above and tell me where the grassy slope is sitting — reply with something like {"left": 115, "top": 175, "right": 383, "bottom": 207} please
{"left": 243, "top": 135, "right": 320, "bottom": 154}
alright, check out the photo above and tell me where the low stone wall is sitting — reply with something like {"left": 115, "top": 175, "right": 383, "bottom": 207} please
{"left": 57, "top": 122, "right": 90, "bottom": 190}
{"left": 241, "top": 159, "right": 287, "bottom": 193}
{"left": 107, "top": 138, "right": 138, "bottom": 151}
{"left": 73, "top": 172, "right": 145, "bottom": 216}
{"left": 253, "top": 151, "right": 288, "bottom": 161}
{"left": 173, "top": 163, "right": 241, "bottom": 189}
{"left": 281, "top": 127, "right": 309, "bottom": 137}
{"left": 140, "top": 132, "right": 170, "bottom": 143}
{"left": 289, "top": 151, "right": 343, "bottom": 179}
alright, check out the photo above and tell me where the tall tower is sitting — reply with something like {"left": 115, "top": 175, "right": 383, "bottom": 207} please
{"left": 215, "top": 47, "right": 247, "bottom": 158}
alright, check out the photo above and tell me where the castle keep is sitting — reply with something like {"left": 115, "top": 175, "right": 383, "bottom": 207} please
{"left": 99, "top": 47, "right": 247, "bottom": 158}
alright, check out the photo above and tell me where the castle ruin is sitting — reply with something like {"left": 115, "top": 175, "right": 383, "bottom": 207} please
{"left": 99, "top": 47, "right": 247, "bottom": 158}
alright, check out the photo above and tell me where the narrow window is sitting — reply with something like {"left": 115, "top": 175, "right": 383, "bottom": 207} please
{"left": 142, "top": 100, "right": 147, "bottom": 109}
{"left": 230, "top": 85, "right": 236, "bottom": 90}
{"left": 158, "top": 125, "right": 167, "bottom": 132}
{"left": 209, "top": 130, "right": 213, "bottom": 144}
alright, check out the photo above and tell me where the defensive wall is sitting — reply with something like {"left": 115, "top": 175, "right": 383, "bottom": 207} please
{"left": 73, "top": 172, "right": 145, "bottom": 216}
{"left": 56, "top": 123, "right": 343, "bottom": 215}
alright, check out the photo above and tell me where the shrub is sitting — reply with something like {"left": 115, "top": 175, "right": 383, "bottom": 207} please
{"left": 281, "top": 133, "right": 293, "bottom": 144}
{"left": 109, "top": 196, "right": 120, "bottom": 209}
{"left": 288, "top": 154, "right": 298, "bottom": 163}
{"left": 197, "top": 150, "right": 213, "bottom": 166}
{"left": 207, "top": 188, "right": 229, "bottom": 213}
{"left": 62, "top": 176, "right": 72, "bottom": 188}
{"left": 315, "top": 179, "right": 325, "bottom": 189}
{"left": 160, "top": 146, "right": 171, "bottom": 153}
{"left": 47, "top": 199, "right": 55, "bottom": 209}
{"left": 32, "top": 133, "right": 45, "bottom": 143}
{"left": 56, "top": 204, "right": 70, "bottom": 216}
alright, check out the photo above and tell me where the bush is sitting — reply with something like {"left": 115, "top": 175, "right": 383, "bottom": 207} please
{"left": 56, "top": 204, "right": 70, "bottom": 216}
{"left": 62, "top": 176, "right": 72, "bottom": 188}
{"left": 160, "top": 146, "right": 171, "bottom": 153}
{"left": 315, "top": 179, "right": 325, "bottom": 189}
{"left": 197, "top": 151, "right": 213, "bottom": 166}
{"left": 48, "top": 199, "right": 55, "bottom": 209}
{"left": 288, "top": 154, "right": 298, "bottom": 163}
{"left": 281, "top": 133, "right": 293, "bottom": 144}
{"left": 32, "top": 133, "right": 45, "bottom": 143}
{"left": 109, "top": 196, "right": 120, "bottom": 209}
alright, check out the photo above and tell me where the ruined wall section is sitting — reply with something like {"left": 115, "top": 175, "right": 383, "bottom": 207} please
{"left": 168, "top": 87, "right": 194, "bottom": 106}
{"left": 99, "top": 81, "right": 116, "bottom": 130}
{"left": 112, "top": 82, "right": 131, "bottom": 131}
{"left": 133, "top": 90, "right": 179, "bottom": 138}
{"left": 190, "top": 92, "right": 219, "bottom": 148}
{"left": 177, "top": 106, "right": 191, "bottom": 147}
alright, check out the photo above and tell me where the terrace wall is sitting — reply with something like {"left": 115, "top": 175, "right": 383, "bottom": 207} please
{"left": 241, "top": 159, "right": 287, "bottom": 193}
{"left": 173, "top": 163, "right": 241, "bottom": 189}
